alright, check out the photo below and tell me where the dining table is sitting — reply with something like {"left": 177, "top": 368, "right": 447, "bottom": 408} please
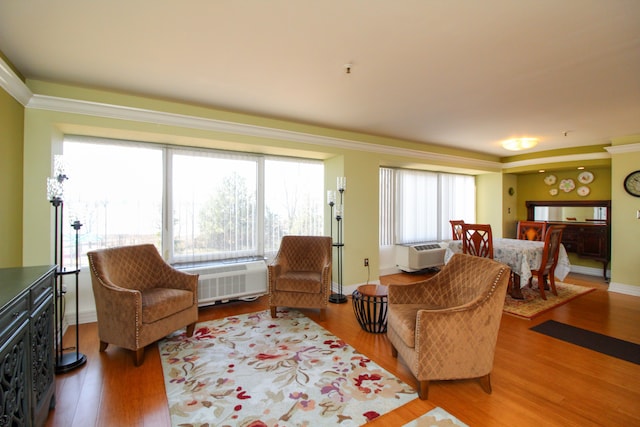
{"left": 443, "top": 238, "right": 571, "bottom": 299}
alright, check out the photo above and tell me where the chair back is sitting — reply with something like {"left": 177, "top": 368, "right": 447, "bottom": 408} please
{"left": 449, "top": 220, "right": 465, "bottom": 240}
{"left": 461, "top": 223, "right": 494, "bottom": 258}
{"left": 517, "top": 221, "right": 547, "bottom": 241}
{"left": 87, "top": 244, "right": 167, "bottom": 290}
{"left": 275, "top": 235, "right": 332, "bottom": 272}
{"left": 537, "top": 225, "right": 565, "bottom": 274}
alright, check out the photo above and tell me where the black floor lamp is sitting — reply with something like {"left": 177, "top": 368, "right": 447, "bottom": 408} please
{"left": 328, "top": 177, "right": 347, "bottom": 304}
{"left": 48, "top": 157, "right": 87, "bottom": 373}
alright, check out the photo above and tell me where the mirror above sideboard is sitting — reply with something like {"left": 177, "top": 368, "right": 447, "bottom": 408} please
{"left": 526, "top": 200, "right": 611, "bottom": 224}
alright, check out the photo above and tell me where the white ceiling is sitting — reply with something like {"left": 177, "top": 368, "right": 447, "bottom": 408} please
{"left": 1, "top": 0, "right": 639, "bottom": 157}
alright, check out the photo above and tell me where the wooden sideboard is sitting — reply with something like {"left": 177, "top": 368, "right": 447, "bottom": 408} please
{"left": 547, "top": 221, "right": 610, "bottom": 279}
{"left": 526, "top": 200, "right": 611, "bottom": 280}
{"left": 0, "top": 265, "right": 56, "bottom": 427}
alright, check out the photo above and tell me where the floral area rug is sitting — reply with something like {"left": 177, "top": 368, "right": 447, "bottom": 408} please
{"left": 402, "top": 407, "right": 468, "bottom": 427}
{"left": 503, "top": 281, "right": 595, "bottom": 319}
{"left": 159, "top": 309, "right": 416, "bottom": 426}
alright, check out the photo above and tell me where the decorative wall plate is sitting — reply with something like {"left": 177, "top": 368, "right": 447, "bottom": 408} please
{"left": 577, "top": 186, "right": 590, "bottom": 196}
{"left": 559, "top": 179, "right": 575, "bottom": 192}
{"left": 549, "top": 188, "right": 558, "bottom": 196}
{"left": 544, "top": 174, "right": 557, "bottom": 185}
{"left": 578, "top": 171, "right": 594, "bottom": 184}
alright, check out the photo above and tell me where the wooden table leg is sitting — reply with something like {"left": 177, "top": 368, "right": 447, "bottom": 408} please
{"left": 510, "top": 273, "right": 525, "bottom": 300}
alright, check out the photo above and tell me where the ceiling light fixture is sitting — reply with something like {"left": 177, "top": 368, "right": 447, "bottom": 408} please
{"left": 502, "top": 137, "right": 538, "bottom": 151}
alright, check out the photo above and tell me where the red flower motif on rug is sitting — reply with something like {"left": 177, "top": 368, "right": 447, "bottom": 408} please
{"left": 159, "top": 309, "right": 416, "bottom": 426}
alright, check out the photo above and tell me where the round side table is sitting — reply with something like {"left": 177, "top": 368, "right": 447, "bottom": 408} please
{"left": 352, "top": 284, "right": 388, "bottom": 333}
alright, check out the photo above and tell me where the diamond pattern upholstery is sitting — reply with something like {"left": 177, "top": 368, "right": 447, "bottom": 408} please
{"left": 268, "top": 235, "right": 332, "bottom": 319}
{"left": 387, "top": 253, "right": 511, "bottom": 399}
{"left": 87, "top": 244, "right": 198, "bottom": 366}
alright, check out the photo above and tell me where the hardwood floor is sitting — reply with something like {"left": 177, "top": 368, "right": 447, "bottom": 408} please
{"left": 46, "top": 272, "right": 640, "bottom": 427}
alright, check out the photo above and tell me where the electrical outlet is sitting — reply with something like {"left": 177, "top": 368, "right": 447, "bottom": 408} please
{"left": 364, "top": 258, "right": 369, "bottom": 267}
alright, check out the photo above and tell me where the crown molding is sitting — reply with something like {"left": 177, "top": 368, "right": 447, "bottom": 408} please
{"left": 27, "top": 93, "right": 503, "bottom": 171}
{"left": 501, "top": 151, "right": 611, "bottom": 169}
{"left": 0, "top": 58, "right": 32, "bottom": 105}
{"left": 2, "top": 55, "right": 592, "bottom": 172}
{"left": 605, "top": 143, "right": 640, "bottom": 154}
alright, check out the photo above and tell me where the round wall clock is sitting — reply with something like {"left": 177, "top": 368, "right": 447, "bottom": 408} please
{"left": 623, "top": 170, "right": 640, "bottom": 197}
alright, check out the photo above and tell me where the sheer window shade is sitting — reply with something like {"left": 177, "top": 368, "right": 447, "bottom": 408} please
{"left": 380, "top": 167, "right": 475, "bottom": 245}
{"left": 63, "top": 136, "right": 323, "bottom": 267}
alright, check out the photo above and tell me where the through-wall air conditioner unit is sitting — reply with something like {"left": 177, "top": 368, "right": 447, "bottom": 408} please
{"left": 395, "top": 243, "right": 446, "bottom": 273}
{"left": 177, "top": 260, "right": 268, "bottom": 307}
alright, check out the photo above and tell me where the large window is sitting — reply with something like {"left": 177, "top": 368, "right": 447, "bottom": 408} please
{"left": 379, "top": 167, "right": 475, "bottom": 244}
{"left": 63, "top": 136, "right": 323, "bottom": 267}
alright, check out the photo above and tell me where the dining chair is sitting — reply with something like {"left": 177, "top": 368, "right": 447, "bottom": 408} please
{"left": 517, "top": 220, "right": 547, "bottom": 241}
{"left": 529, "top": 225, "right": 566, "bottom": 300}
{"left": 449, "top": 220, "right": 465, "bottom": 240}
{"left": 461, "top": 223, "right": 494, "bottom": 258}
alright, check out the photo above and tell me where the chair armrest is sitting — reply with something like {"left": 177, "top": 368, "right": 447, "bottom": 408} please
{"left": 413, "top": 302, "right": 496, "bottom": 365}
{"left": 388, "top": 273, "right": 447, "bottom": 305}
{"left": 158, "top": 266, "right": 199, "bottom": 293}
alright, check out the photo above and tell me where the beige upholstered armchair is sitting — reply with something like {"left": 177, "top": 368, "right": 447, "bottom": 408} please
{"left": 87, "top": 244, "right": 199, "bottom": 366}
{"left": 268, "top": 235, "right": 332, "bottom": 320}
{"left": 386, "top": 253, "right": 511, "bottom": 399}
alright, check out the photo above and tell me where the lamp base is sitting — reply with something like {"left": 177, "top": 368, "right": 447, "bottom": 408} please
{"left": 329, "top": 293, "right": 348, "bottom": 304}
{"left": 55, "top": 352, "right": 87, "bottom": 374}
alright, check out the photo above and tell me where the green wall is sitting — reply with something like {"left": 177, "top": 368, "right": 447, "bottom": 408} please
{"left": 0, "top": 87, "right": 24, "bottom": 268}
{"left": 515, "top": 166, "right": 612, "bottom": 270}
{"left": 516, "top": 167, "right": 612, "bottom": 219}
{"left": 610, "top": 142, "right": 640, "bottom": 289}
{"left": 4, "top": 77, "right": 639, "bottom": 297}
{"left": 19, "top": 82, "right": 505, "bottom": 290}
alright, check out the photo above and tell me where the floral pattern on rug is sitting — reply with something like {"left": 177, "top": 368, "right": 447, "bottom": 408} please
{"left": 159, "top": 309, "right": 416, "bottom": 426}
{"left": 402, "top": 407, "right": 468, "bottom": 427}
{"left": 503, "top": 281, "right": 595, "bottom": 319}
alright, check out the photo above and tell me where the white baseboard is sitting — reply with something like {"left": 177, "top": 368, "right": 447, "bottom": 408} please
{"left": 568, "top": 264, "right": 609, "bottom": 279}
{"left": 65, "top": 311, "right": 97, "bottom": 326}
{"left": 609, "top": 282, "right": 640, "bottom": 297}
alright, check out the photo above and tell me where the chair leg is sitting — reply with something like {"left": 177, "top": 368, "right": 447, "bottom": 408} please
{"left": 537, "top": 273, "right": 547, "bottom": 300}
{"left": 548, "top": 274, "right": 558, "bottom": 296}
{"left": 134, "top": 348, "right": 145, "bottom": 366}
{"left": 99, "top": 341, "right": 109, "bottom": 352}
{"left": 418, "top": 380, "right": 429, "bottom": 400}
{"left": 186, "top": 322, "right": 196, "bottom": 337}
{"left": 270, "top": 307, "right": 277, "bottom": 318}
{"left": 391, "top": 344, "right": 398, "bottom": 358}
{"left": 478, "top": 373, "right": 492, "bottom": 394}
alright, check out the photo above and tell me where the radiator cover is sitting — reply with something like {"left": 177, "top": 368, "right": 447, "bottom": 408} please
{"left": 177, "top": 260, "right": 268, "bottom": 306}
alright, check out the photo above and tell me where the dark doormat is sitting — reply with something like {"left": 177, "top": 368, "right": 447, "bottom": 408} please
{"left": 530, "top": 320, "right": 640, "bottom": 365}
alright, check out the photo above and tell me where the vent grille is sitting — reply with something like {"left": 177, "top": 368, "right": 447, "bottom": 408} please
{"left": 177, "top": 260, "right": 267, "bottom": 306}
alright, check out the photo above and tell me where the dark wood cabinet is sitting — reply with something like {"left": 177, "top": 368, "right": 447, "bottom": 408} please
{"left": 548, "top": 221, "right": 610, "bottom": 278}
{"left": 0, "top": 266, "right": 56, "bottom": 427}
{"left": 526, "top": 200, "right": 611, "bottom": 279}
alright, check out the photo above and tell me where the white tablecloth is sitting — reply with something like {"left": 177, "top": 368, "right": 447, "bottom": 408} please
{"left": 443, "top": 238, "right": 571, "bottom": 287}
